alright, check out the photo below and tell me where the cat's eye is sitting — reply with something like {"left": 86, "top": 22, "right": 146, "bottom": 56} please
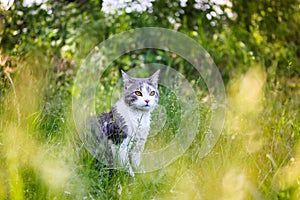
{"left": 150, "top": 91, "right": 156, "bottom": 96}
{"left": 134, "top": 91, "right": 142, "bottom": 96}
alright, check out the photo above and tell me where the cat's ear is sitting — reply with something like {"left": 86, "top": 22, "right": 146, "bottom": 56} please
{"left": 148, "top": 70, "right": 160, "bottom": 86}
{"left": 121, "top": 70, "right": 134, "bottom": 89}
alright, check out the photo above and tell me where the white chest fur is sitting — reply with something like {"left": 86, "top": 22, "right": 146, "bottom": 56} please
{"left": 113, "top": 99, "right": 151, "bottom": 176}
{"left": 115, "top": 99, "right": 151, "bottom": 139}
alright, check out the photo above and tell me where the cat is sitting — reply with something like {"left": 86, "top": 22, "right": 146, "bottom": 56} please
{"left": 87, "top": 70, "right": 160, "bottom": 176}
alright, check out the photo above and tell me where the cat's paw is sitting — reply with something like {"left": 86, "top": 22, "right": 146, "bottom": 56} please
{"left": 125, "top": 163, "right": 135, "bottom": 177}
{"left": 129, "top": 168, "right": 135, "bottom": 177}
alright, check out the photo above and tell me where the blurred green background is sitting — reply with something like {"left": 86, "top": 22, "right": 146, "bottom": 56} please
{"left": 0, "top": 0, "right": 299, "bottom": 199}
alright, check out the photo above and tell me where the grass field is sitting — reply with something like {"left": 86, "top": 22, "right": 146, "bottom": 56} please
{"left": 0, "top": 59, "right": 299, "bottom": 200}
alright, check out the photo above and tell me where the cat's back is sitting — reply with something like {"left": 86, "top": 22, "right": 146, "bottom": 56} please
{"left": 87, "top": 107, "right": 128, "bottom": 145}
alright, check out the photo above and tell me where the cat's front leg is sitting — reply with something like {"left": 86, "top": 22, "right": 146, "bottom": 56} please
{"left": 118, "top": 138, "right": 135, "bottom": 177}
{"left": 130, "top": 138, "right": 146, "bottom": 171}
{"left": 130, "top": 152, "right": 141, "bottom": 169}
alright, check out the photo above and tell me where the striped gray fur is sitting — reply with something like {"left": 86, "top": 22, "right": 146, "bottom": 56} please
{"left": 88, "top": 106, "right": 128, "bottom": 145}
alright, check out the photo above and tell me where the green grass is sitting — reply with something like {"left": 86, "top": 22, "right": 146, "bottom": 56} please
{"left": 0, "top": 62, "right": 299, "bottom": 200}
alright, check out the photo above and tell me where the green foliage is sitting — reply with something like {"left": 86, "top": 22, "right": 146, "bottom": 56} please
{"left": 1, "top": 0, "right": 299, "bottom": 80}
{"left": 0, "top": 0, "right": 299, "bottom": 199}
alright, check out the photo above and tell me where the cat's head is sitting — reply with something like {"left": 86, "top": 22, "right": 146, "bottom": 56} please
{"left": 121, "top": 70, "right": 160, "bottom": 112}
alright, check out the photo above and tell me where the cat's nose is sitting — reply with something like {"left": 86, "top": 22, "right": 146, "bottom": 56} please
{"left": 145, "top": 100, "right": 150, "bottom": 104}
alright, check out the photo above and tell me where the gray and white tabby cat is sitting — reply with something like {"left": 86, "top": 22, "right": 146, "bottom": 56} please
{"left": 88, "top": 70, "right": 160, "bottom": 176}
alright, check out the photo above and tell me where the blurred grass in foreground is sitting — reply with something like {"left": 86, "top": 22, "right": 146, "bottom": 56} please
{"left": 0, "top": 58, "right": 85, "bottom": 199}
{"left": 0, "top": 59, "right": 299, "bottom": 199}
